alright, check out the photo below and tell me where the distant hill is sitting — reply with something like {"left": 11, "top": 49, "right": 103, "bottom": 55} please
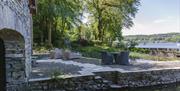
{"left": 124, "top": 33, "right": 180, "bottom": 43}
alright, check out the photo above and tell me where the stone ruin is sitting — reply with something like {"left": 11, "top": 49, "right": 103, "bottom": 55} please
{"left": 0, "top": 0, "right": 36, "bottom": 90}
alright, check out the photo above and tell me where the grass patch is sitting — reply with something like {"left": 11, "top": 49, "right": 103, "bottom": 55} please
{"left": 73, "top": 46, "right": 180, "bottom": 61}
{"left": 130, "top": 52, "right": 180, "bottom": 61}
{"left": 72, "top": 45, "right": 121, "bottom": 59}
{"left": 33, "top": 45, "right": 180, "bottom": 61}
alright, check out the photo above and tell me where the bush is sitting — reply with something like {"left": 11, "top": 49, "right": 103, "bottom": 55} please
{"left": 33, "top": 46, "right": 50, "bottom": 53}
{"left": 71, "top": 39, "right": 95, "bottom": 47}
{"left": 129, "top": 48, "right": 150, "bottom": 54}
{"left": 72, "top": 46, "right": 121, "bottom": 59}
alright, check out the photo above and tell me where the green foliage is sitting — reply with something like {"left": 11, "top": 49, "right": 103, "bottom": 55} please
{"left": 51, "top": 68, "right": 65, "bottom": 80}
{"left": 33, "top": 0, "right": 140, "bottom": 48}
{"left": 72, "top": 45, "right": 121, "bottom": 58}
{"left": 33, "top": 46, "right": 50, "bottom": 53}
{"left": 165, "top": 34, "right": 180, "bottom": 42}
{"left": 124, "top": 33, "right": 180, "bottom": 43}
{"left": 71, "top": 45, "right": 179, "bottom": 61}
{"left": 86, "top": 0, "right": 140, "bottom": 42}
{"left": 130, "top": 48, "right": 150, "bottom": 54}
{"left": 33, "top": 0, "right": 83, "bottom": 47}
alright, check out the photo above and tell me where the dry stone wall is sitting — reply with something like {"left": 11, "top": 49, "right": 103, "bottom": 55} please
{"left": 11, "top": 69, "right": 180, "bottom": 91}
{"left": 96, "top": 69, "right": 180, "bottom": 88}
{"left": 0, "top": 0, "right": 32, "bottom": 90}
{"left": 4, "top": 41, "right": 26, "bottom": 90}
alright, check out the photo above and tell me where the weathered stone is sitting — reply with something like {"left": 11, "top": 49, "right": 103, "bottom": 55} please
{"left": 0, "top": 0, "right": 33, "bottom": 90}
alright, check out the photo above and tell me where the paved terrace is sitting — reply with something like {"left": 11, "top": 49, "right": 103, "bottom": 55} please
{"left": 30, "top": 57, "right": 180, "bottom": 80}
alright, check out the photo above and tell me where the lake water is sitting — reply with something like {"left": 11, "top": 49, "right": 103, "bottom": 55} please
{"left": 136, "top": 43, "right": 180, "bottom": 49}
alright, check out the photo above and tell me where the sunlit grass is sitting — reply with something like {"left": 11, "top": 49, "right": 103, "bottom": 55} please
{"left": 34, "top": 46, "right": 180, "bottom": 61}
{"left": 130, "top": 52, "right": 180, "bottom": 61}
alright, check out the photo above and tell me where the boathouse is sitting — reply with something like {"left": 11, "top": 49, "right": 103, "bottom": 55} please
{"left": 136, "top": 43, "right": 180, "bottom": 57}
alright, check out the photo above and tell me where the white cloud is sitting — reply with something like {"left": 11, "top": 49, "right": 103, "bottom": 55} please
{"left": 153, "top": 19, "right": 168, "bottom": 23}
{"left": 153, "top": 17, "right": 174, "bottom": 24}
{"left": 123, "top": 18, "right": 180, "bottom": 35}
{"left": 134, "top": 22, "right": 147, "bottom": 29}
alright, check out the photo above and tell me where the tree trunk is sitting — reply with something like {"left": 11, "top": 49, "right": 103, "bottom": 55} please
{"left": 48, "top": 22, "right": 52, "bottom": 47}
{"left": 78, "top": 26, "right": 82, "bottom": 40}
{"left": 40, "top": 31, "right": 44, "bottom": 45}
{"left": 98, "top": 12, "right": 102, "bottom": 42}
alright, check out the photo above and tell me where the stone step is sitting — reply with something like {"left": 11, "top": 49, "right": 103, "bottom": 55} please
{"left": 6, "top": 49, "right": 25, "bottom": 54}
{"left": 94, "top": 76, "right": 102, "bottom": 80}
{"left": 6, "top": 57, "right": 25, "bottom": 61}
{"left": 110, "top": 84, "right": 122, "bottom": 89}
{"left": 4, "top": 41, "right": 22, "bottom": 43}
{"left": 5, "top": 54, "right": 24, "bottom": 58}
{"left": 103, "top": 80, "right": 109, "bottom": 83}
{"left": 4, "top": 41, "right": 24, "bottom": 49}
{"left": 6, "top": 49, "right": 24, "bottom": 51}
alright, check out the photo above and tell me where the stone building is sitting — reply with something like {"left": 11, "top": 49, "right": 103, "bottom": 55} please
{"left": 0, "top": 0, "right": 36, "bottom": 90}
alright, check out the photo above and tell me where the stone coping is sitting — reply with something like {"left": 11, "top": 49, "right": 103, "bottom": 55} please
{"left": 119, "top": 67, "right": 180, "bottom": 73}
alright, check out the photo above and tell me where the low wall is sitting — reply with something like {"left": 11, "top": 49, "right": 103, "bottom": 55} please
{"left": 96, "top": 68, "right": 180, "bottom": 88}
{"left": 16, "top": 68, "right": 180, "bottom": 91}
{"left": 26, "top": 76, "right": 109, "bottom": 91}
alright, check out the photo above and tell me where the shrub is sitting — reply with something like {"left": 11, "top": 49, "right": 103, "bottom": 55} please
{"left": 71, "top": 39, "right": 95, "bottom": 47}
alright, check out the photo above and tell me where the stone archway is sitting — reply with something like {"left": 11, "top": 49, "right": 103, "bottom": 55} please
{"left": 0, "top": 29, "right": 26, "bottom": 90}
{"left": 0, "top": 38, "right": 6, "bottom": 91}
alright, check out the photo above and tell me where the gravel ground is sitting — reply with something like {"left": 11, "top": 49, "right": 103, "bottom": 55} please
{"left": 73, "top": 58, "right": 180, "bottom": 71}
{"left": 31, "top": 57, "right": 180, "bottom": 79}
{"left": 30, "top": 60, "right": 82, "bottom": 79}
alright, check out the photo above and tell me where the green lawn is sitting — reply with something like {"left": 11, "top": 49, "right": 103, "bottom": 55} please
{"left": 34, "top": 46, "right": 180, "bottom": 61}
{"left": 130, "top": 52, "right": 180, "bottom": 61}
{"left": 72, "top": 45, "right": 122, "bottom": 59}
{"left": 72, "top": 46, "right": 180, "bottom": 61}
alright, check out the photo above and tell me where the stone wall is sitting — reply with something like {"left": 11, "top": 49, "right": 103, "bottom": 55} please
{"left": 96, "top": 69, "right": 180, "bottom": 88}
{"left": 13, "top": 69, "right": 180, "bottom": 91}
{"left": 4, "top": 41, "right": 26, "bottom": 91}
{"left": 118, "top": 69, "right": 180, "bottom": 87}
{"left": 0, "top": 0, "right": 32, "bottom": 77}
{"left": 23, "top": 76, "right": 110, "bottom": 91}
{"left": 0, "top": 0, "right": 32, "bottom": 90}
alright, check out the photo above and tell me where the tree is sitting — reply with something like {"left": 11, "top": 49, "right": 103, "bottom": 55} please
{"left": 33, "top": 0, "right": 82, "bottom": 47}
{"left": 33, "top": 0, "right": 141, "bottom": 48}
{"left": 86, "top": 0, "right": 140, "bottom": 42}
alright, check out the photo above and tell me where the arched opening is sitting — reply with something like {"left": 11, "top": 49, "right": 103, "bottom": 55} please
{"left": 0, "top": 38, "right": 6, "bottom": 91}
{"left": 0, "top": 29, "right": 26, "bottom": 90}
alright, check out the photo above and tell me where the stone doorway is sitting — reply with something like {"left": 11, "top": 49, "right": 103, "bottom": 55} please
{"left": 0, "top": 38, "right": 6, "bottom": 91}
{"left": 0, "top": 29, "right": 26, "bottom": 90}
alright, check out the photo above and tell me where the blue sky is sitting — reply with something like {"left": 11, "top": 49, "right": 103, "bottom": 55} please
{"left": 123, "top": 0, "right": 180, "bottom": 35}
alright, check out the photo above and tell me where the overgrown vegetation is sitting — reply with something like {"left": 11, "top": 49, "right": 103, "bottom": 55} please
{"left": 32, "top": 0, "right": 179, "bottom": 61}
{"left": 124, "top": 33, "right": 180, "bottom": 43}
{"left": 72, "top": 45, "right": 122, "bottom": 58}
{"left": 51, "top": 69, "right": 65, "bottom": 80}
{"left": 33, "top": 0, "right": 140, "bottom": 48}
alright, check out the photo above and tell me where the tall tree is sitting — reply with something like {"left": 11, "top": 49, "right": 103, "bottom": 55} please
{"left": 33, "top": 0, "right": 82, "bottom": 47}
{"left": 86, "top": 0, "right": 140, "bottom": 42}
